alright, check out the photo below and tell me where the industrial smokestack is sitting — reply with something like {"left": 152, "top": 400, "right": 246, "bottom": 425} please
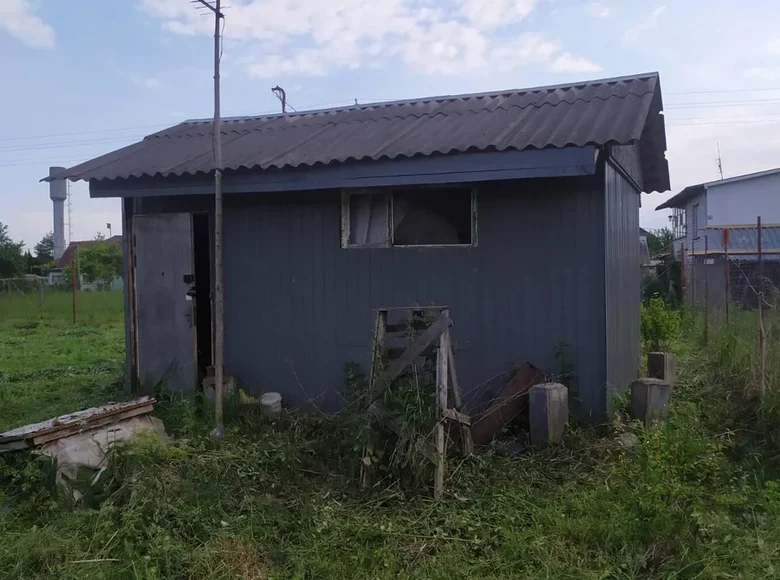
{"left": 49, "top": 166, "right": 67, "bottom": 261}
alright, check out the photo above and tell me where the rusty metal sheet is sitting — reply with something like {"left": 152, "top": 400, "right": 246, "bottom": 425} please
{"left": 471, "top": 363, "right": 545, "bottom": 447}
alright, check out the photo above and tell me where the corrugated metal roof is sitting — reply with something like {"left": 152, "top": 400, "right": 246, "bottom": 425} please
{"left": 656, "top": 166, "right": 780, "bottom": 210}
{"left": 48, "top": 72, "right": 670, "bottom": 192}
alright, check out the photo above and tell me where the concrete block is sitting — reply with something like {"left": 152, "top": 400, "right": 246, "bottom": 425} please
{"left": 647, "top": 352, "right": 676, "bottom": 388}
{"left": 630, "top": 378, "right": 671, "bottom": 425}
{"left": 529, "top": 383, "right": 568, "bottom": 445}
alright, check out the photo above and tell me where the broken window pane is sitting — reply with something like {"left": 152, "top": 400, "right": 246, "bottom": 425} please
{"left": 392, "top": 188, "right": 473, "bottom": 246}
{"left": 348, "top": 193, "right": 388, "bottom": 246}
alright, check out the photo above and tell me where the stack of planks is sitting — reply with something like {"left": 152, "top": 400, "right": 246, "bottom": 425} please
{"left": 0, "top": 397, "right": 156, "bottom": 453}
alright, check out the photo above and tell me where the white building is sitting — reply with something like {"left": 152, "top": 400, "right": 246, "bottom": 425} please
{"left": 657, "top": 167, "right": 780, "bottom": 257}
{"left": 656, "top": 167, "right": 780, "bottom": 307}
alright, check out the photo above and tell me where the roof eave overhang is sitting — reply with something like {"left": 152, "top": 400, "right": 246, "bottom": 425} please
{"left": 87, "top": 146, "right": 600, "bottom": 199}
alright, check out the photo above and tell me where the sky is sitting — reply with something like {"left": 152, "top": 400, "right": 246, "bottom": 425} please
{"left": 2, "top": 0, "right": 780, "bottom": 249}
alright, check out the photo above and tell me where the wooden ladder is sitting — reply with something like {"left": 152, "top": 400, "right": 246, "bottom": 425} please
{"left": 362, "top": 306, "right": 473, "bottom": 499}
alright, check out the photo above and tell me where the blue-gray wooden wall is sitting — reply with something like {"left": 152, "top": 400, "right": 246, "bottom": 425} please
{"left": 221, "top": 176, "right": 608, "bottom": 416}
{"left": 126, "top": 168, "right": 641, "bottom": 419}
{"left": 604, "top": 161, "right": 641, "bottom": 409}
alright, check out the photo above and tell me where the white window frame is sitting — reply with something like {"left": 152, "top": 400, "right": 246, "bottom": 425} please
{"left": 340, "top": 186, "right": 478, "bottom": 249}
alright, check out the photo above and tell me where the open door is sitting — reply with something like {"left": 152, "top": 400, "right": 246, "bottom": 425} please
{"left": 133, "top": 213, "right": 196, "bottom": 391}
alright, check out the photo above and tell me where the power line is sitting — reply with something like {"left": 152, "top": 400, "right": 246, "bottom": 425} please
{"left": 668, "top": 87, "right": 780, "bottom": 95}
{"left": 0, "top": 123, "right": 172, "bottom": 143}
{"left": 667, "top": 119, "right": 780, "bottom": 127}
{"left": 0, "top": 135, "right": 146, "bottom": 154}
{"left": 666, "top": 98, "right": 780, "bottom": 109}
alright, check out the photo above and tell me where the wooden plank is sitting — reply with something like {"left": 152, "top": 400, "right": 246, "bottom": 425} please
{"left": 0, "top": 397, "right": 156, "bottom": 445}
{"left": 367, "top": 310, "right": 388, "bottom": 395}
{"left": 369, "top": 311, "right": 450, "bottom": 404}
{"left": 448, "top": 344, "right": 474, "bottom": 456}
{"left": 384, "top": 320, "right": 432, "bottom": 334}
{"left": 385, "top": 344, "right": 436, "bottom": 361}
{"left": 442, "top": 408, "right": 471, "bottom": 426}
{"left": 31, "top": 404, "right": 155, "bottom": 447}
{"left": 363, "top": 310, "right": 388, "bottom": 489}
{"left": 0, "top": 440, "right": 31, "bottom": 453}
{"left": 434, "top": 312, "right": 450, "bottom": 500}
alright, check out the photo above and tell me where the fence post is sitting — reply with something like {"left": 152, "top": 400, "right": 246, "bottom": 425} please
{"left": 758, "top": 216, "right": 766, "bottom": 397}
{"left": 38, "top": 278, "right": 43, "bottom": 310}
{"left": 71, "top": 258, "right": 77, "bottom": 325}
{"left": 691, "top": 238, "right": 696, "bottom": 309}
{"left": 704, "top": 236, "right": 709, "bottom": 344}
{"left": 681, "top": 244, "right": 686, "bottom": 304}
{"left": 723, "top": 228, "right": 730, "bottom": 325}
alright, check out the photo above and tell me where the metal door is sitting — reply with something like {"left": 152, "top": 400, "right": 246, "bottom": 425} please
{"left": 134, "top": 213, "right": 196, "bottom": 391}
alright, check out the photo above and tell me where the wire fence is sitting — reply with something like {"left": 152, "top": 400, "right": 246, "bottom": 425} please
{"left": 0, "top": 277, "right": 124, "bottom": 324}
{"left": 680, "top": 217, "right": 777, "bottom": 394}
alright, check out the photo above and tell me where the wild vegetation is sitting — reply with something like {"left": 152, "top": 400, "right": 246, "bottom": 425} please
{"left": 3, "top": 294, "right": 780, "bottom": 578}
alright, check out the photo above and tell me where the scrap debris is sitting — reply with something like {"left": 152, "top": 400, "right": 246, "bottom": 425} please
{"left": 0, "top": 397, "right": 157, "bottom": 452}
{"left": 0, "top": 397, "right": 165, "bottom": 501}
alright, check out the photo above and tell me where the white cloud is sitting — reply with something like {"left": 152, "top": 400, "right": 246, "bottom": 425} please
{"left": 744, "top": 67, "right": 780, "bottom": 81}
{"left": 550, "top": 52, "right": 602, "bottom": 73}
{"left": 140, "top": 0, "right": 598, "bottom": 79}
{"left": 624, "top": 5, "right": 666, "bottom": 44}
{"left": 767, "top": 39, "right": 780, "bottom": 56}
{"left": 461, "top": 0, "right": 536, "bottom": 31}
{"left": 490, "top": 33, "right": 560, "bottom": 67}
{"left": 586, "top": 2, "right": 610, "bottom": 18}
{"left": 143, "top": 77, "right": 163, "bottom": 89}
{"left": 0, "top": 0, "right": 55, "bottom": 48}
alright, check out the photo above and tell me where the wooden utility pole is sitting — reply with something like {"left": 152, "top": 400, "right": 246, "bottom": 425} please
{"left": 704, "top": 236, "right": 709, "bottom": 344}
{"left": 195, "top": 0, "right": 225, "bottom": 436}
{"left": 758, "top": 216, "right": 766, "bottom": 397}
{"left": 723, "top": 228, "right": 730, "bottom": 324}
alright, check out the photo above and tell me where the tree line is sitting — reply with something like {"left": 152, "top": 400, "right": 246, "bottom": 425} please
{"left": 0, "top": 221, "right": 122, "bottom": 288}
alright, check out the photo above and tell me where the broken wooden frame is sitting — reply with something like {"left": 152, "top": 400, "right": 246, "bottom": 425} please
{"left": 362, "top": 307, "right": 473, "bottom": 499}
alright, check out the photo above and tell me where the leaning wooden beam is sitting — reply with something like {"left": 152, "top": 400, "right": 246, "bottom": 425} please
{"left": 447, "top": 344, "right": 474, "bottom": 456}
{"left": 368, "top": 311, "right": 450, "bottom": 404}
{"left": 362, "top": 310, "right": 388, "bottom": 489}
{"left": 434, "top": 312, "right": 450, "bottom": 500}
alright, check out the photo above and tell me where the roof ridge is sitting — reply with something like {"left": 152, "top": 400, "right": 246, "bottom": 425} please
{"left": 157, "top": 90, "right": 656, "bottom": 140}
{"left": 181, "top": 72, "right": 659, "bottom": 126}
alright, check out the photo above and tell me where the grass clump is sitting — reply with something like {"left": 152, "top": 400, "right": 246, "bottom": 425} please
{"left": 5, "top": 297, "right": 780, "bottom": 577}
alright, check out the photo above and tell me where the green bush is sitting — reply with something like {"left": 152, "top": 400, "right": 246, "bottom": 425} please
{"left": 641, "top": 296, "right": 680, "bottom": 351}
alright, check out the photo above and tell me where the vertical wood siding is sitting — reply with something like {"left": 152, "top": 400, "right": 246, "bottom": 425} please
{"left": 604, "top": 161, "right": 641, "bottom": 411}
{"left": 221, "top": 177, "right": 608, "bottom": 415}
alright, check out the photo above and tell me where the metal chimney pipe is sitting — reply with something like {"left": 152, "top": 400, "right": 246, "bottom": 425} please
{"left": 49, "top": 167, "right": 67, "bottom": 261}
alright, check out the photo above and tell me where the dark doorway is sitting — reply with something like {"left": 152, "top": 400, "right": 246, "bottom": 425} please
{"left": 192, "top": 213, "right": 212, "bottom": 382}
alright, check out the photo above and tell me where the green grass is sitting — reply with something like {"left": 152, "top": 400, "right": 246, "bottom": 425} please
{"left": 3, "top": 300, "right": 780, "bottom": 578}
{"left": 0, "top": 291, "right": 125, "bottom": 431}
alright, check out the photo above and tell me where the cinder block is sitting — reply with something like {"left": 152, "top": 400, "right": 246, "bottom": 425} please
{"left": 647, "top": 352, "right": 676, "bottom": 388}
{"left": 529, "top": 383, "right": 568, "bottom": 445}
{"left": 630, "top": 378, "right": 671, "bottom": 425}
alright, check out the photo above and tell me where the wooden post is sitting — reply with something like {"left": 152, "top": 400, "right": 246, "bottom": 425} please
{"left": 71, "top": 258, "right": 77, "bottom": 324}
{"left": 681, "top": 245, "right": 686, "bottom": 303}
{"left": 704, "top": 236, "right": 709, "bottom": 344}
{"left": 691, "top": 238, "right": 696, "bottom": 309}
{"left": 723, "top": 228, "right": 730, "bottom": 325}
{"left": 434, "top": 309, "right": 450, "bottom": 500}
{"left": 361, "top": 310, "right": 387, "bottom": 489}
{"left": 38, "top": 278, "right": 43, "bottom": 310}
{"left": 758, "top": 216, "right": 765, "bottom": 396}
{"left": 447, "top": 343, "right": 474, "bottom": 456}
